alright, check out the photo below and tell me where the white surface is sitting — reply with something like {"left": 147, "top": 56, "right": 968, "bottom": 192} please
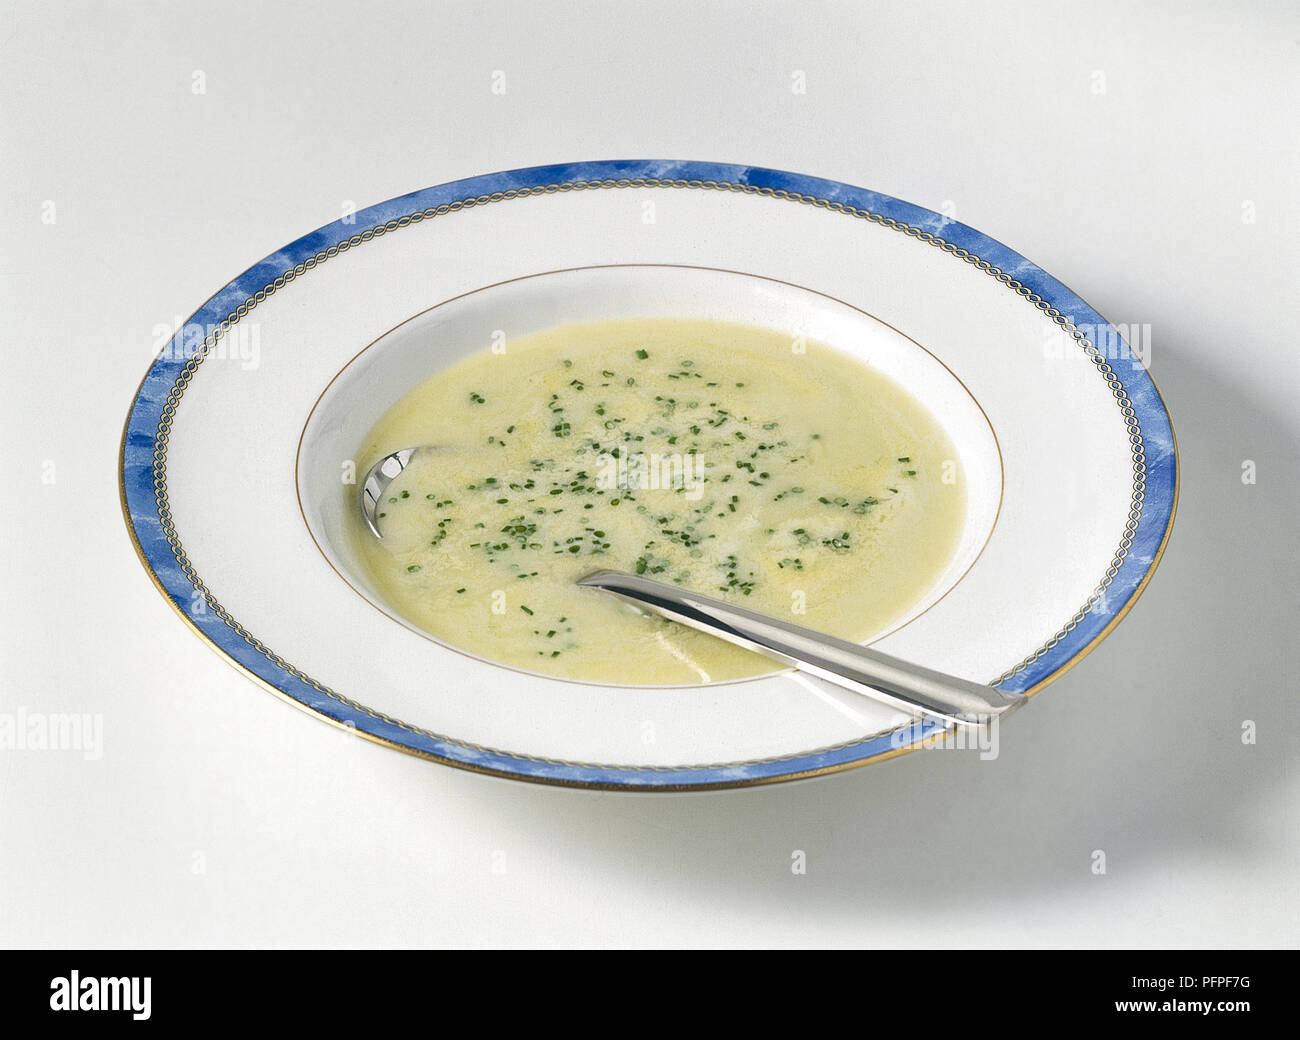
{"left": 1, "top": 0, "right": 1296, "bottom": 947}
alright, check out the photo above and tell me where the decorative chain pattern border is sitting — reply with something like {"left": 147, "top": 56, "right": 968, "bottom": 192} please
{"left": 149, "top": 176, "right": 1145, "bottom": 770}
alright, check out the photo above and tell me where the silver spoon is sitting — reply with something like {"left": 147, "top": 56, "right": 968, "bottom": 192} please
{"left": 577, "top": 570, "right": 1024, "bottom": 730}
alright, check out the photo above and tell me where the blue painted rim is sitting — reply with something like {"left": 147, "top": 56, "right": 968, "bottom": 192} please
{"left": 120, "top": 160, "right": 1178, "bottom": 789}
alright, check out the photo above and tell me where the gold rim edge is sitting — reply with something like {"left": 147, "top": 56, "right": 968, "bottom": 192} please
{"left": 116, "top": 178, "right": 1179, "bottom": 791}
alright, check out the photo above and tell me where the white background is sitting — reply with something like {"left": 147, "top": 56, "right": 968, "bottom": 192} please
{"left": 1, "top": 0, "right": 1296, "bottom": 948}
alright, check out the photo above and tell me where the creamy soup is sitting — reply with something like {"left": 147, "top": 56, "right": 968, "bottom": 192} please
{"left": 351, "top": 319, "right": 965, "bottom": 684}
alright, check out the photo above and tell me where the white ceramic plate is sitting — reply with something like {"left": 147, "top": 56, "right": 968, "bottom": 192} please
{"left": 120, "top": 161, "right": 1177, "bottom": 789}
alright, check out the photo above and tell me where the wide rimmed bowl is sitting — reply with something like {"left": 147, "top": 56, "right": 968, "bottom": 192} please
{"left": 120, "top": 160, "right": 1177, "bottom": 790}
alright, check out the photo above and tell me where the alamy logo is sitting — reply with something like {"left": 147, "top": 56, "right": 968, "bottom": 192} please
{"left": 49, "top": 971, "right": 151, "bottom": 1020}
{"left": 596, "top": 450, "right": 704, "bottom": 501}
{"left": 0, "top": 708, "right": 103, "bottom": 760}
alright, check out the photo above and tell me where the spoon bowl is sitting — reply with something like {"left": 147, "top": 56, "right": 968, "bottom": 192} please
{"left": 360, "top": 447, "right": 421, "bottom": 538}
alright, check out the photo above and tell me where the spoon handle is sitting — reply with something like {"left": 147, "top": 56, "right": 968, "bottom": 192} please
{"left": 577, "top": 570, "right": 1024, "bottom": 729}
